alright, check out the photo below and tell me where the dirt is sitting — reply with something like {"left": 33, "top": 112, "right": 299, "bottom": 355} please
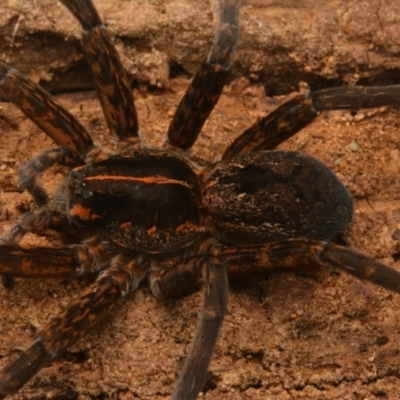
{"left": 0, "top": 0, "right": 400, "bottom": 399}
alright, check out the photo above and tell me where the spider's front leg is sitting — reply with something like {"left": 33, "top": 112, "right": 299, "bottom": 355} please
{"left": 0, "top": 61, "right": 93, "bottom": 156}
{"left": 0, "top": 58, "right": 94, "bottom": 219}
{"left": 166, "top": 0, "right": 241, "bottom": 149}
{"left": 0, "top": 208, "right": 88, "bottom": 288}
{"left": 60, "top": 0, "right": 138, "bottom": 140}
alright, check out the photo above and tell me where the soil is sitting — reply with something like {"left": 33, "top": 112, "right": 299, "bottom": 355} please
{"left": 0, "top": 1, "right": 400, "bottom": 399}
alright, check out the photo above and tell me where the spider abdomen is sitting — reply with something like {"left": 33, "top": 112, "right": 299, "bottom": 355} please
{"left": 65, "top": 150, "right": 202, "bottom": 253}
{"left": 202, "top": 150, "right": 354, "bottom": 245}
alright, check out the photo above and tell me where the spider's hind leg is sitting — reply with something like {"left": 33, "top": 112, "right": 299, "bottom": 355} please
{"left": 222, "top": 239, "right": 400, "bottom": 295}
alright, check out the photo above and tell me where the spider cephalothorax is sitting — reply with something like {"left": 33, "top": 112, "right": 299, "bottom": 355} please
{"left": 65, "top": 150, "right": 204, "bottom": 253}
{"left": 0, "top": 1, "right": 400, "bottom": 399}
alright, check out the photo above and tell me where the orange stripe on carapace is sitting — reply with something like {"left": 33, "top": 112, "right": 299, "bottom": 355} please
{"left": 84, "top": 174, "right": 192, "bottom": 188}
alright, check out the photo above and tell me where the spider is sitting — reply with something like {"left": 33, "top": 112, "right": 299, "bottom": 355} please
{"left": 0, "top": 0, "right": 400, "bottom": 399}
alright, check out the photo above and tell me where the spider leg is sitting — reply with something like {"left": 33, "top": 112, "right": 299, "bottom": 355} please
{"left": 221, "top": 239, "right": 400, "bottom": 294}
{"left": 0, "top": 61, "right": 93, "bottom": 155}
{"left": 167, "top": 0, "right": 241, "bottom": 150}
{"left": 222, "top": 84, "right": 400, "bottom": 159}
{"left": 0, "top": 61, "right": 92, "bottom": 208}
{"left": 0, "top": 246, "right": 80, "bottom": 280}
{"left": 151, "top": 253, "right": 229, "bottom": 400}
{"left": 0, "top": 252, "right": 147, "bottom": 398}
{"left": 59, "top": 0, "right": 139, "bottom": 141}
{"left": 2, "top": 210, "right": 90, "bottom": 247}
{"left": 18, "top": 147, "right": 84, "bottom": 206}
{"left": 0, "top": 237, "right": 121, "bottom": 280}
{"left": 0, "top": 210, "right": 88, "bottom": 288}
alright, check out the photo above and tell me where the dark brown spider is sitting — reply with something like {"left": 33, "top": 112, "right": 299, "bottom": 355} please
{"left": 0, "top": 0, "right": 400, "bottom": 399}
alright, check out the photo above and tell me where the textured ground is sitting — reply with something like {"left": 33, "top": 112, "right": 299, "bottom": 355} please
{"left": 0, "top": 1, "right": 400, "bottom": 399}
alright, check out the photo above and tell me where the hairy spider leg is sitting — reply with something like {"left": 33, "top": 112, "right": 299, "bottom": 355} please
{"left": 0, "top": 245, "right": 147, "bottom": 398}
{"left": 223, "top": 84, "right": 400, "bottom": 159}
{"left": 0, "top": 61, "right": 93, "bottom": 156}
{"left": 0, "top": 61, "right": 93, "bottom": 207}
{"left": 221, "top": 239, "right": 400, "bottom": 294}
{"left": 0, "top": 181, "right": 84, "bottom": 289}
{"left": 18, "top": 148, "right": 84, "bottom": 206}
{"left": 171, "top": 259, "right": 228, "bottom": 400}
{"left": 167, "top": 0, "right": 241, "bottom": 149}
{"left": 0, "top": 246, "right": 80, "bottom": 279}
{"left": 1, "top": 210, "right": 89, "bottom": 246}
{"left": 148, "top": 247, "right": 230, "bottom": 399}
{"left": 60, "top": 0, "right": 139, "bottom": 141}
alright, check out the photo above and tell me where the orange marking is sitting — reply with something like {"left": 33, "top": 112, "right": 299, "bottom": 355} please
{"left": 175, "top": 221, "right": 198, "bottom": 234}
{"left": 147, "top": 226, "right": 157, "bottom": 236}
{"left": 120, "top": 221, "right": 132, "bottom": 231}
{"left": 69, "top": 205, "right": 91, "bottom": 220}
{"left": 84, "top": 174, "right": 192, "bottom": 188}
{"left": 72, "top": 165, "right": 86, "bottom": 172}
